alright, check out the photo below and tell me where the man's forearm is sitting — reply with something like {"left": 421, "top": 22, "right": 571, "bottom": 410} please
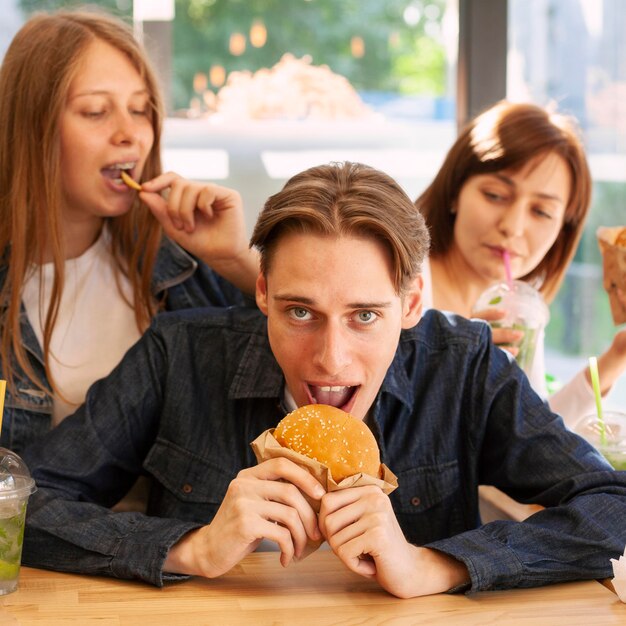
{"left": 383, "top": 546, "right": 470, "bottom": 598}
{"left": 164, "top": 527, "right": 206, "bottom": 576}
{"left": 24, "top": 499, "right": 202, "bottom": 586}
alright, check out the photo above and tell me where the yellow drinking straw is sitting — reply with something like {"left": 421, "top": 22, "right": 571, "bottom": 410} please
{"left": 0, "top": 379, "right": 5, "bottom": 438}
{"left": 588, "top": 357, "right": 606, "bottom": 445}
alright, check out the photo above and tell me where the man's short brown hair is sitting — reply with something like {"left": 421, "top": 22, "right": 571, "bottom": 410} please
{"left": 250, "top": 162, "right": 430, "bottom": 294}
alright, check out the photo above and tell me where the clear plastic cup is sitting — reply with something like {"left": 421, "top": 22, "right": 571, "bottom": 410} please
{"left": 573, "top": 411, "right": 626, "bottom": 471}
{"left": 472, "top": 280, "right": 550, "bottom": 375}
{"left": 0, "top": 447, "right": 36, "bottom": 595}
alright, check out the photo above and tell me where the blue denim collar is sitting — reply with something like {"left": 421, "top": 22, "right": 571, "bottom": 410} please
{"left": 382, "top": 340, "right": 417, "bottom": 411}
{"left": 228, "top": 329, "right": 285, "bottom": 401}
{"left": 19, "top": 303, "right": 45, "bottom": 365}
{"left": 151, "top": 238, "right": 198, "bottom": 294}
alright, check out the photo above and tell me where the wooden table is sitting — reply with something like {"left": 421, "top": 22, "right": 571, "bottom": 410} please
{"left": 1, "top": 550, "right": 623, "bottom": 625}
{"left": 478, "top": 485, "right": 545, "bottom": 522}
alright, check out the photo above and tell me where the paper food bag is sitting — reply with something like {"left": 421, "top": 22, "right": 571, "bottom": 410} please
{"left": 250, "top": 428, "right": 398, "bottom": 558}
{"left": 597, "top": 226, "right": 626, "bottom": 325}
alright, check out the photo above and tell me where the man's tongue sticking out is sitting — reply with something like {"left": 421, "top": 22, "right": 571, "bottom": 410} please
{"left": 310, "top": 385, "right": 354, "bottom": 408}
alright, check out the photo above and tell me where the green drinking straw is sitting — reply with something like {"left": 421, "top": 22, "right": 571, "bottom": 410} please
{"left": 588, "top": 357, "right": 606, "bottom": 445}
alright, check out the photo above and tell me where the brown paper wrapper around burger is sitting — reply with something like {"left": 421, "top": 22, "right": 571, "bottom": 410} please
{"left": 250, "top": 428, "right": 398, "bottom": 559}
{"left": 597, "top": 226, "right": 626, "bottom": 325}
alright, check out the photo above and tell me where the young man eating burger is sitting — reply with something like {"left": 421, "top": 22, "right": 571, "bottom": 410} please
{"left": 23, "top": 162, "right": 626, "bottom": 597}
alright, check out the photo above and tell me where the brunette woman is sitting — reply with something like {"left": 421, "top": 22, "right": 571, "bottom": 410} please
{"left": 417, "top": 100, "right": 626, "bottom": 427}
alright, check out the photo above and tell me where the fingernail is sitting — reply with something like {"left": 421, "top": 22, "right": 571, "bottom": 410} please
{"left": 313, "top": 485, "right": 325, "bottom": 499}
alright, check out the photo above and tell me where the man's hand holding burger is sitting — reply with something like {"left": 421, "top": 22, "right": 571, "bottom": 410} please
{"left": 275, "top": 403, "right": 469, "bottom": 598}
{"left": 318, "top": 487, "right": 469, "bottom": 598}
{"left": 164, "top": 458, "right": 325, "bottom": 578}
{"left": 165, "top": 402, "right": 468, "bottom": 596}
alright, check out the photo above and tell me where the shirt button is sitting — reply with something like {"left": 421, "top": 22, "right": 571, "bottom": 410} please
{"left": 182, "top": 483, "right": 193, "bottom": 494}
{"left": 411, "top": 496, "right": 421, "bottom": 507}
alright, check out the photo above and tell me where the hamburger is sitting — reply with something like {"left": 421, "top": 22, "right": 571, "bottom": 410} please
{"left": 274, "top": 404, "right": 381, "bottom": 482}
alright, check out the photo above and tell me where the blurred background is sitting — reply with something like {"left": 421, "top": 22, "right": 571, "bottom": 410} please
{"left": 2, "top": 0, "right": 626, "bottom": 406}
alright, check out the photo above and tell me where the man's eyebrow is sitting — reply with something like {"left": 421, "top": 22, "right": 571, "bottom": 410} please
{"left": 274, "top": 294, "right": 315, "bottom": 304}
{"left": 348, "top": 301, "right": 394, "bottom": 309}
{"left": 273, "top": 294, "right": 393, "bottom": 308}
{"left": 493, "top": 173, "right": 564, "bottom": 203}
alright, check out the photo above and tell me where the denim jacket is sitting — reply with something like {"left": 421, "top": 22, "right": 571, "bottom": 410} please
{"left": 22, "top": 307, "right": 626, "bottom": 592}
{"left": 0, "top": 237, "right": 246, "bottom": 452}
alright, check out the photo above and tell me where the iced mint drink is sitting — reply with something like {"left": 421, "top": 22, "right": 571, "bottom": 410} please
{"left": 0, "top": 500, "right": 27, "bottom": 595}
{"left": 602, "top": 452, "right": 626, "bottom": 472}
{"left": 473, "top": 281, "right": 549, "bottom": 376}
{"left": 0, "top": 447, "right": 36, "bottom": 595}
{"left": 490, "top": 321, "right": 539, "bottom": 372}
{"left": 573, "top": 411, "right": 626, "bottom": 471}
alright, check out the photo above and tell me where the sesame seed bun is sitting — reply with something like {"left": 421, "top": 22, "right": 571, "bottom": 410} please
{"left": 274, "top": 404, "right": 381, "bottom": 482}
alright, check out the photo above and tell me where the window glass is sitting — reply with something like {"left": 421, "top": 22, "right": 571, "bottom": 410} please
{"left": 8, "top": 0, "right": 458, "bottom": 230}
{"left": 509, "top": 0, "right": 626, "bottom": 407}
{"left": 160, "top": 0, "right": 458, "bottom": 228}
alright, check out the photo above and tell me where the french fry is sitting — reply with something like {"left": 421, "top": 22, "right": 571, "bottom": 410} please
{"left": 120, "top": 170, "right": 142, "bottom": 191}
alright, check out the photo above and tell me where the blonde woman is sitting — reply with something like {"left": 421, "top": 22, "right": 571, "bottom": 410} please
{"left": 0, "top": 9, "right": 258, "bottom": 452}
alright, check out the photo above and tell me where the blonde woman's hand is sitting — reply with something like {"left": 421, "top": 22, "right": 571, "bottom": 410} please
{"left": 140, "top": 172, "right": 259, "bottom": 293}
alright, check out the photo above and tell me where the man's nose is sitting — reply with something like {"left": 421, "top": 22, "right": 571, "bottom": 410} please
{"left": 312, "top": 322, "right": 352, "bottom": 375}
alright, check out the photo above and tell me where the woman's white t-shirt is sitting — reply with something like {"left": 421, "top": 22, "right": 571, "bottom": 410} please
{"left": 420, "top": 257, "right": 595, "bottom": 428}
{"left": 23, "top": 231, "right": 141, "bottom": 426}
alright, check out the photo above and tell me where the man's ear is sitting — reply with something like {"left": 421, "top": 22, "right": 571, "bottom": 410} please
{"left": 256, "top": 273, "right": 269, "bottom": 315}
{"left": 401, "top": 274, "right": 423, "bottom": 329}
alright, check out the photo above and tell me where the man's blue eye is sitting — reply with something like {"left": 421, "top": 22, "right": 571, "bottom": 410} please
{"left": 358, "top": 311, "right": 376, "bottom": 323}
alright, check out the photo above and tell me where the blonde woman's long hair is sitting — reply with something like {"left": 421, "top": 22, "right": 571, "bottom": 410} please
{"left": 0, "top": 9, "right": 165, "bottom": 396}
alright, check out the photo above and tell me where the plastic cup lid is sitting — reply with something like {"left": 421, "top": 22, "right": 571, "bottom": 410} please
{"left": 473, "top": 280, "right": 550, "bottom": 328}
{"left": 0, "top": 447, "right": 36, "bottom": 500}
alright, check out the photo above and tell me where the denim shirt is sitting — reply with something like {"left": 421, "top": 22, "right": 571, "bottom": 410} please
{"left": 0, "top": 237, "right": 246, "bottom": 452}
{"left": 22, "top": 307, "right": 626, "bottom": 591}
